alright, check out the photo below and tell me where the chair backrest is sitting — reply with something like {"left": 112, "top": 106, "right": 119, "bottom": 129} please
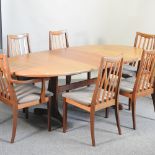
{"left": 0, "top": 54, "right": 16, "bottom": 104}
{"left": 49, "top": 30, "right": 69, "bottom": 50}
{"left": 92, "top": 56, "right": 123, "bottom": 105}
{"left": 134, "top": 50, "right": 155, "bottom": 94}
{"left": 134, "top": 32, "right": 155, "bottom": 50}
{"left": 7, "top": 33, "right": 31, "bottom": 57}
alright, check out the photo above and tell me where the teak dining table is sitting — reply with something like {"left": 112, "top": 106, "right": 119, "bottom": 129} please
{"left": 9, "top": 45, "right": 143, "bottom": 123}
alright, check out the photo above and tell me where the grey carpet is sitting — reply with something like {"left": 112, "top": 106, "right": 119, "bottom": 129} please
{"left": 0, "top": 77, "right": 155, "bottom": 155}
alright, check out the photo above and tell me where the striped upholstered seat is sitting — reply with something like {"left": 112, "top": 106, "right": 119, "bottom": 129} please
{"left": 120, "top": 79, "right": 135, "bottom": 93}
{"left": 15, "top": 84, "right": 53, "bottom": 104}
{"left": 63, "top": 86, "right": 94, "bottom": 106}
{"left": 122, "top": 64, "right": 137, "bottom": 77}
{"left": 120, "top": 76, "right": 152, "bottom": 93}
{"left": 63, "top": 85, "right": 115, "bottom": 106}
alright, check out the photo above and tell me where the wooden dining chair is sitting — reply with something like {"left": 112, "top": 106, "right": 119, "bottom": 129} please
{"left": 123, "top": 32, "right": 155, "bottom": 77}
{"left": 0, "top": 54, "right": 52, "bottom": 143}
{"left": 49, "top": 30, "right": 91, "bottom": 88}
{"left": 62, "top": 56, "right": 123, "bottom": 146}
{"left": 7, "top": 33, "right": 32, "bottom": 115}
{"left": 120, "top": 50, "right": 155, "bottom": 130}
{"left": 7, "top": 33, "right": 31, "bottom": 57}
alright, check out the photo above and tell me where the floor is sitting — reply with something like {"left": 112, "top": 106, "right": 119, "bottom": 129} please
{"left": 0, "top": 95, "right": 155, "bottom": 155}
{"left": 0, "top": 77, "right": 155, "bottom": 155}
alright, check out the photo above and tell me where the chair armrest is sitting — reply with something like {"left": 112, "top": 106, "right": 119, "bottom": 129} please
{"left": 10, "top": 79, "right": 42, "bottom": 84}
{"left": 11, "top": 78, "right": 50, "bottom": 84}
{"left": 11, "top": 78, "right": 50, "bottom": 103}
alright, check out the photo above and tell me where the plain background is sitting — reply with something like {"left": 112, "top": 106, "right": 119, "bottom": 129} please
{"left": 1, "top": 0, "right": 155, "bottom": 51}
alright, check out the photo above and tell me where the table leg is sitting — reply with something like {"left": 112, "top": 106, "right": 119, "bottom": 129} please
{"left": 48, "top": 77, "right": 62, "bottom": 123}
{"left": 34, "top": 77, "right": 62, "bottom": 123}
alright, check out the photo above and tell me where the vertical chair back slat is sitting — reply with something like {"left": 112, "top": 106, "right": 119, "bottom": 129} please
{"left": 7, "top": 33, "right": 31, "bottom": 57}
{"left": 0, "top": 54, "right": 16, "bottom": 103}
{"left": 134, "top": 50, "right": 155, "bottom": 94}
{"left": 49, "top": 30, "right": 69, "bottom": 50}
{"left": 134, "top": 32, "right": 155, "bottom": 50}
{"left": 92, "top": 56, "right": 123, "bottom": 105}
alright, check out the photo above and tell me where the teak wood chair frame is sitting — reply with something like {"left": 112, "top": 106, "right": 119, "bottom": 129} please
{"left": 7, "top": 33, "right": 32, "bottom": 115}
{"left": 7, "top": 33, "right": 31, "bottom": 57}
{"left": 123, "top": 32, "right": 155, "bottom": 79}
{"left": 120, "top": 50, "right": 155, "bottom": 129}
{"left": 49, "top": 30, "right": 91, "bottom": 88}
{"left": 0, "top": 54, "right": 51, "bottom": 143}
{"left": 63, "top": 56, "right": 123, "bottom": 146}
{"left": 130, "top": 32, "right": 155, "bottom": 67}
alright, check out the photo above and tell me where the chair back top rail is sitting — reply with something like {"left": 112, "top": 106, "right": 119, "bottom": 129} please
{"left": 49, "top": 30, "right": 69, "bottom": 50}
{"left": 134, "top": 32, "right": 155, "bottom": 50}
{"left": 92, "top": 56, "right": 123, "bottom": 105}
{"left": 7, "top": 33, "right": 31, "bottom": 57}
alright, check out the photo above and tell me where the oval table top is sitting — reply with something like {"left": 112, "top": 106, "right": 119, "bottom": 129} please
{"left": 9, "top": 45, "right": 143, "bottom": 78}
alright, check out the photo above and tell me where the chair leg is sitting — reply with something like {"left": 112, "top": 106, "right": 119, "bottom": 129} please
{"left": 115, "top": 105, "right": 122, "bottom": 135}
{"left": 90, "top": 108, "right": 95, "bottom": 146}
{"left": 131, "top": 100, "right": 136, "bottom": 130}
{"left": 25, "top": 108, "right": 29, "bottom": 119}
{"left": 87, "top": 72, "right": 91, "bottom": 86}
{"left": 66, "top": 75, "right": 71, "bottom": 92}
{"left": 63, "top": 99, "right": 68, "bottom": 133}
{"left": 48, "top": 98, "right": 51, "bottom": 131}
{"left": 129, "top": 98, "right": 132, "bottom": 111}
{"left": 11, "top": 108, "right": 18, "bottom": 143}
{"left": 105, "top": 108, "right": 109, "bottom": 118}
{"left": 151, "top": 93, "right": 155, "bottom": 112}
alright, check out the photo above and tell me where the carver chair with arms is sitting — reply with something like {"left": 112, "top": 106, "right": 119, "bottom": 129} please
{"left": 0, "top": 54, "right": 52, "bottom": 143}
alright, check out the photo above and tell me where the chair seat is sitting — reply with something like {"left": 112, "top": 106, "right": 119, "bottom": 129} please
{"left": 62, "top": 85, "right": 114, "bottom": 106}
{"left": 125, "top": 77, "right": 136, "bottom": 83}
{"left": 122, "top": 64, "right": 137, "bottom": 77}
{"left": 120, "top": 80, "right": 135, "bottom": 93}
{"left": 120, "top": 77, "right": 152, "bottom": 93}
{"left": 123, "top": 64, "right": 137, "bottom": 72}
{"left": 15, "top": 84, "right": 53, "bottom": 104}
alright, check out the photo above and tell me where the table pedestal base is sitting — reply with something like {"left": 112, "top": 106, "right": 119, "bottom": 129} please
{"left": 34, "top": 77, "right": 62, "bottom": 123}
{"left": 34, "top": 108, "right": 62, "bottom": 123}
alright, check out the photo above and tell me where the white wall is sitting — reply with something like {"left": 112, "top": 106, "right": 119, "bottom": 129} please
{"left": 1, "top": 0, "right": 155, "bottom": 51}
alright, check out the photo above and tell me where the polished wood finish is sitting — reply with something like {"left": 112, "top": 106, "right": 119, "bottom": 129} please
{"left": 9, "top": 45, "right": 142, "bottom": 77}
{"left": 0, "top": 54, "right": 51, "bottom": 143}
{"left": 7, "top": 33, "right": 31, "bottom": 57}
{"left": 63, "top": 56, "right": 123, "bottom": 146}
{"left": 49, "top": 30, "right": 91, "bottom": 88}
{"left": 120, "top": 50, "right": 155, "bottom": 129}
{"left": 49, "top": 30, "right": 71, "bottom": 89}
{"left": 9, "top": 45, "right": 143, "bottom": 122}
